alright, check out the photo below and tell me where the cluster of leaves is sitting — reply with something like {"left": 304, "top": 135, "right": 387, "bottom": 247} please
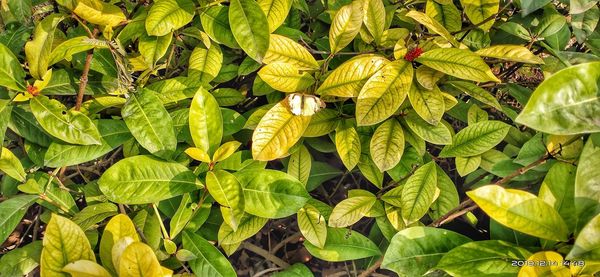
{"left": 1, "top": 0, "right": 600, "bottom": 276}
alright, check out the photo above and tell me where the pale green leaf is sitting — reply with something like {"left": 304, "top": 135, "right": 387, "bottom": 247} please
{"left": 189, "top": 87, "right": 223, "bottom": 156}
{"left": 304, "top": 228, "right": 381, "bottom": 261}
{"left": 183, "top": 231, "right": 237, "bottom": 277}
{"left": 263, "top": 34, "right": 319, "bottom": 69}
{"left": 575, "top": 134, "right": 600, "bottom": 232}
{"left": 408, "top": 83, "right": 445, "bottom": 125}
{"left": 370, "top": 119, "right": 404, "bottom": 171}
{"left": 229, "top": 0, "right": 270, "bottom": 62}
{"left": 402, "top": 111, "right": 453, "bottom": 145}
{"left": 72, "top": 0, "right": 126, "bottom": 27}
{"left": 189, "top": 45, "right": 223, "bottom": 83}
{"left": 0, "top": 147, "right": 26, "bottom": 182}
{"left": 416, "top": 48, "right": 500, "bottom": 83}
{"left": 287, "top": 144, "right": 312, "bottom": 185}
{"left": 401, "top": 161, "right": 438, "bottom": 225}
{"left": 99, "top": 214, "right": 139, "bottom": 274}
{"left": 329, "top": 1, "right": 364, "bottom": 54}
{"left": 406, "top": 10, "right": 459, "bottom": 47}
{"left": 0, "top": 195, "right": 37, "bottom": 244}
{"left": 25, "top": 14, "right": 64, "bottom": 80}
{"left": 335, "top": 121, "right": 361, "bottom": 171}
{"left": 460, "top": 0, "right": 499, "bottom": 31}
{"left": 298, "top": 204, "right": 327, "bottom": 248}
{"left": 475, "top": 45, "right": 544, "bottom": 64}
{"left": 145, "top": 0, "right": 195, "bottom": 36}
{"left": 0, "top": 42, "right": 26, "bottom": 91}
{"left": 439, "top": 120, "right": 510, "bottom": 157}
{"left": 317, "top": 54, "right": 389, "bottom": 97}
{"left": 456, "top": 155, "right": 481, "bottom": 176}
{"left": 257, "top": 63, "right": 315, "bottom": 92}
{"left": 363, "top": 0, "right": 386, "bottom": 43}
{"left": 329, "top": 195, "right": 377, "bottom": 228}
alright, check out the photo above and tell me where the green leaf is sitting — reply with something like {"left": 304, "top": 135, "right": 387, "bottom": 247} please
{"left": 406, "top": 10, "right": 459, "bottom": 47}
{"left": 572, "top": 5, "right": 600, "bottom": 43}
{"left": 0, "top": 100, "right": 12, "bottom": 144}
{"left": 446, "top": 81, "right": 502, "bottom": 110}
{"left": 287, "top": 144, "right": 312, "bottom": 185}
{"left": 9, "top": 106, "right": 53, "bottom": 147}
{"left": 568, "top": 213, "right": 600, "bottom": 260}
{"left": 229, "top": 0, "right": 270, "bottom": 62}
{"left": 145, "top": 0, "right": 195, "bottom": 36}
{"left": 439, "top": 120, "right": 510, "bottom": 157}
{"left": 456, "top": 155, "right": 481, "bottom": 176}
{"left": 98, "top": 155, "right": 201, "bottom": 204}
{"left": 252, "top": 102, "right": 311, "bottom": 161}
{"left": 235, "top": 169, "right": 309, "bottom": 218}
{"left": 304, "top": 109, "right": 339, "bottom": 138}
{"left": 40, "top": 214, "right": 95, "bottom": 277}
{"left": 425, "top": 0, "right": 462, "bottom": 33}
{"left": 429, "top": 165, "right": 460, "bottom": 220}
{"left": 258, "top": 0, "right": 292, "bottom": 32}
{"left": 317, "top": 54, "right": 389, "bottom": 97}
{"left": 118, "top": 242, "right": 164, "bottom": 276}
{"left": 416, "top": 48, "right": 500, "bottom": 83}
{"left": 257, "top": 63, "right": 315, "bottom": 92}
{"left": 329, "top": 1, "right": 363, "bottom": 54}
{"left": 356, "top": 59, "right": 413, "bottom": 126}
{"left": 335, "top": 121, "right": 361, "bottom": 171}
{"left": 6, "top": 0, "right": 32, "bottom": 22}
{"left": 534, "top": 13, "right": 567, "bottom": 38}
{"left": 200, "top": 6, "right": 240, "bottom": 49}
{"left": 49, "top": 37, "right": 103, "bottom": 66}
{"left": 139, "top": 32, "right": 173, "bottom": 68}
{"left": 382, "top": 227, "right": 471, "bottom": 276}
{"left": 436, "top": 240, "right": 531, "bottom": 276}
{"left": 122, "top": 90, "right": 177, "bottom": 159}
{"left": 189, "top": 87, "right": 223, "bottom": 156}
{"left": 515, "top": 62, "right": 600, "bottom": 135}
{"left": 272, "top": 263, "right": 313, "bottom": 277}
{"left": 475, "top": 45, "right": 544, "bottom": 64}
{"left": 538, "top": 162, "right": 576, "bottom": 232}
{"left": 0, "top": 147, "right": 26, "bottom": 182}
{"left": 467, "top": 185, "right": 570, "bottom": 241}
{"left": 43, "top": 120, "right": 132, "bottom": 168}
{"left": 357, "top": 152, "right": 384, "bottom": 188}
{"left": 189, "top": 45, "right": 223, "bottom": 84}
{"left": 329, "top": 194, "right": 377, "bottom": 227}
{"left": 298, "top": 204, "right": 327, "bottom": 248}
{"left": 99, "top": 214, "right": 139, "bottom": 274}
{"left": 575, "top": 134, "right": 600, "bottom": 232}
{"left": 520, "top": 0, "right": 552, "bottom": 16}
{"left": 213, "top": 88, "right": 245, "bottom": 107}
{"left": 72, "top": 0, "right": 126, "bottom": 27}
{"left": 304, "top": 228, "right": 381, "bottom": 261}
{"left": 183, "top": 231, "right": 237, "bottom": 277}
{"left": 30, "top": 95, "right": 102, "bottom": 145}
{"left": 62, "top": 260, "right": 112, "bottom": 277}
{"left": 72, "top": 203, "right": 118, "bottom": 231}
{"left": 0, "top": 241, "right": 42, "bottom": 277}
{"left": 370, "top": 119, "right": 405, "bottom": 171}
{"left": 207, "top": 170, "right": 244, "bottom": 229}
{"left": 218, "top": 214, "right": 268, "bottom": 244}
{"left": 169, "top": 193, "right": 196, "bottom": 238}
{"left": 0, "top": 42, "right": 26, "bottom": 91}
{"left": 0, "top": 195, "right": 37, "bottom": 244}
{"left": 402, "top": 111, "right": 453, "bottom": 145}
{"left": 408, "top": 83, "right": 445, "bottom": 125}
{"left": 25, "top": 14, "right": 64, "bottom": 80}
{"left": 401, "top": 161, "right": 438, "bottom": 225}
{"left": 460, "top": 0, "right": 499, "bottom": 31}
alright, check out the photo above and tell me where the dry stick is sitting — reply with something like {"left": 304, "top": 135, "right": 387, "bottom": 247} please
{"left": 242, "top": 242, "right": 290, "bottom": 268}
{"left": 74, "top": 28, "right": 99, "bottom": 111}
{"left": 357, "top": 257, "right": 384, "bottom": 277}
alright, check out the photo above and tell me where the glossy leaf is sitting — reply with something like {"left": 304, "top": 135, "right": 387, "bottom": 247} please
{"left": 62, "top": 260, "right": 112, "bottom": 277}
{"left": 363, "top": 0, "right": 386, "bottom": 43}
{"left": 460, "top": 0, "right": 499, "bottom": 31}
{"left": 436, "top": 240, "right": 531, "bottom": 276}
{"left": 439, "top": 120, "right": 510, "bottom": 157}
{"left": 575, "top": 134, "right": 600, "bottom": 232}
{"left": 416, "top": 48, "right": 500, "bottom": 83}
{"left": 139, "top": 32, "right": 173, "bottom": 67}
{"left": 287, "top": 144, "right": 312, "bottom": 185}
{"left": 99, "top": 214, "right": 139, "bottom": 274}
{"left": 118, "top": 242, "right": 163, "bottom": 277}
{"left": 258, "top": 0, "right": 292, "bottom": 32}
{"left": 402, "top": 111, "right": 453, "bottom": 145}
{"left": 189, "top": 45, "right": 223, "bottom": 84}
{"left": 0, "top": 147, "right": 26, "bottom": 182}
{"left": 25, "top": 14, "right": 64, "bottom": 80}
{"left": 0, "top": 42, "right": 26, "bottom": 91}
{"left": 98, "top": 155, "right": 200, "bottom": 204}
{"left": 370, "top": 119, "right": 405, "bottom": 171}
{"left": 229, "top": 0, "right": 270, "bottom": 62}
{"left": 475, "top": 45, "right": 544, "bottom": 64}
{"left": 122, "top": 90, "right": 177, "bottom": 159}
{"left": 304, "top": 228, "right": 381, "bottom": 261}
{"left": 40, "top": 214, "right": 95, "bottom": 277}
{"left": 329, "top": 195, "right": 377, "bottom": 227}
{"left": 356, "top": 59, "right": 413, "bottom": 125}
{"left": 456, "top": 155, "right": 481, "bottom": 177}
{"left": 0, "top": 195, "right": 37, "bottom": 244}
{"left": 382, "top": 227, "right": 471, "bottom": 276}
{"left": 518, "top": 251, "right": 571, "bottom": 277}
{"left": 401, "top": 161, "right": 438, "bottom": 225}
{"left": 406, "top": 10, "right": 459, "bottom": 47}
{"left": 200, "top": 6, "right": 239, "bottom": 49}
{"left": 335, "top": 121, "right": 361, "bottom": 171}
{"left": 298, "top": 204, "right": 327, "bottom": 248}
{"left": 467, "top": 185, "right": 570, "bottom": 241}
{"left": 145, "top": 0, "right": 195, "bottom": 36}
{"left": 329, "top": 1, "right": 364, "bottom": 54}
{"left": 207, "top": 170, "right": 245, "bottom": 229}
{"left": 235, "top": 169, "right": 310, "bottom": 218}
{"left": 408, "top": 83, "right": 445, "bottom": 125}
{"left": 263, "top": 34, "right": 319, "bottom": 69}
{"left": 218, "top": 214, "right": 268, "bottom": 244}
{"left": 426, "top": 0, "right": 462, "bottom": 33}
{"left": 30, "top": 95, "right": 102, "bottom": 145}
{"left": 72, "top": 0, "right": 126, "bottom": 27}
{"left": 252, "top": 102, "right": 311, "bottom": 161}
{"left": 538, "top": 162, "right": 576, "bottom": 232}
{"left": 189, "top": 87, "right": 223, "bottom": 156}
{"left": 258, "top": 63, "right": 315, "bottom": 92}
{"left": 183, "top": 231, "right": 237, "bottom": 277}
{"left": 446, "top": 81, "right": 502, "bottom": 110}
{"left": 317, "top": 54, "right": 389, "bottom": 97}
{"left": 516, "top": 62, "right": 600, "bottom": 135}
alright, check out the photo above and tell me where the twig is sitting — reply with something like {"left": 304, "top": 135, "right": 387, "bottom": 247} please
{"left": 358, "top": 257, "right": 383, "bottom": 277}
{"left": 252, "top": 267, "right": 282, "bottom": 277}
{"left": 242, "top": 242, "right": 290, "bottom": 268}
{"left": 270, "top": 232, "right": 302, "bottom": 254}
{"left": 75, "top": 28, "right": 99, "bottom": 111}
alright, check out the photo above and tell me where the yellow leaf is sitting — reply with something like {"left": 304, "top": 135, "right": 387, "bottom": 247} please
{"left": 212, "top": 141, "right": 243, "bottom": 162}
{"left": 263, "top": 34, "right": 319, "bottom": 69}
{"left": 118, "top": 242, "right": 163, "bottom": 277}
{"left": 460, "top": 0, "right": 499, "bottom": 31}
{"left": 518, "top": 251, "right": 570, "bottom": 277}
{"left": 99, "top": 214, "right": 140, "bottom": 274}
{"left": 370, "top": 119, "right": 405, "bottom": 171}
{"left": 257, "top": 63, "right": 315, "bottom": 92}
{"left": 62, "top": 260, "right": 112, "bottom": 277}
{"left": 298, "top": 204, "right": 327, "bottom": 248}
{"left": 252, "top": 102, "right": 311, "bottom": 160}
{"left": 317, "top": 54, "right": 389, "bottom": 97}
{"left": 41, "top": 214, "right": 95, "bottom": 277}
{"left": 185, "top": 147, "right": 211, "bottom": 163}
{"left": 73, "top": 0, "right": 127, "bottom": 27}
{"left": 406, "top": 10, "right": 460, "bottom": 47}
{"left": 330, "top": 0, "right": 364, "bottom": 54}
{"left": 363, "top": 0, "right": 386, "bottom": 43}
{"left": 335, "top": 121, "right": 361, "bottom": 171}
{"left": 408, "top": 83, "right": 445, "bottom": 125}
{"left": 475, "top": 45, "right": 544, "bottom": 64}
{"left": 416, "top": 48, "right": 501, "bottom": 83}
{"left": 416, "top": 66, "right": 444, "bottom": 90}
{"left": 258, "top": 0, "right": 293, "bottom": 32}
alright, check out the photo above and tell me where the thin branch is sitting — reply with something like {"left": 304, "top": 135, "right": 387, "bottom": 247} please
{"left": 242, "top": 242, "right": 290, "bottom": 268}
{"left": 357, "top": 257, "right": 383, "bottom": 277}
{"left": 75, "top": 28, "right": 99, "bottom": 111}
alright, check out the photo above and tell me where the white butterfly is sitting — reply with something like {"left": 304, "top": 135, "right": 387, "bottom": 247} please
{"left": 286, "top": 93, "right": 326, "bottom": 116}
